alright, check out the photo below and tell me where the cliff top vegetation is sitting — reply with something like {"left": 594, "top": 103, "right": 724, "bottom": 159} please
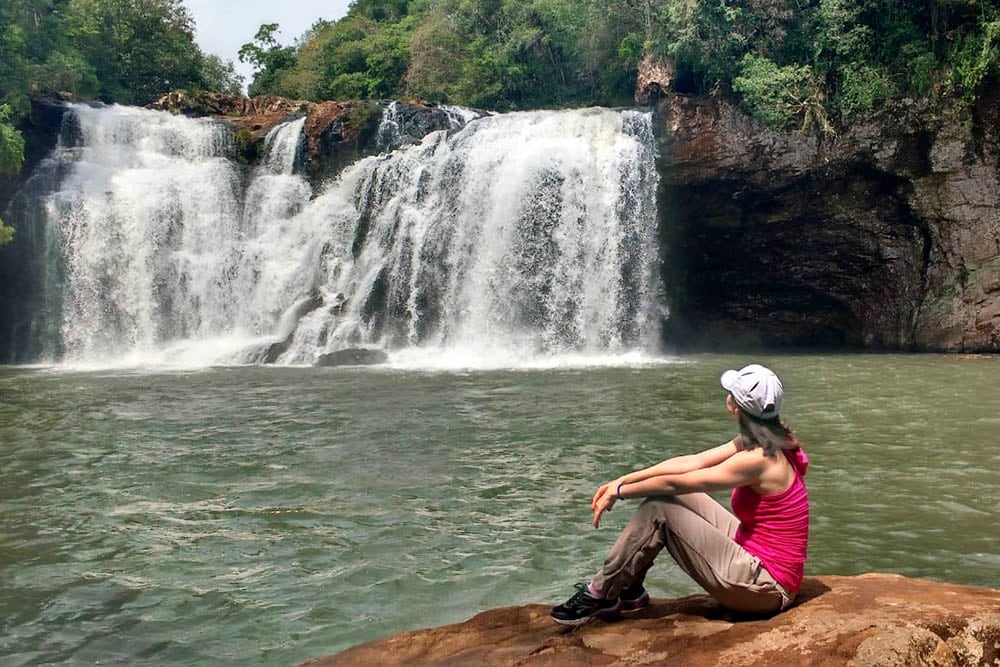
{"left": 239, "top": 0, "right": 1000, "bottom": 130}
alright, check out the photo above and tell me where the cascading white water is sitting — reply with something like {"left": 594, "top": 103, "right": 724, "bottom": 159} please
{"left": 375, "top": 101, "right": 484, "bottom": 153}
{"left": 260, "top": 116, "right": 305, "bottom": 174}
{"left": 42, "top": 103, "right": 662, "bottom": 368}
{"left": 48, "top": 105, "right": 241, "bottom": 364}
{"left": 286, "top": 108, "right": 662, "bottom": 367}
{"left": 44, "top": 105, "right": 312, "bottom": 365}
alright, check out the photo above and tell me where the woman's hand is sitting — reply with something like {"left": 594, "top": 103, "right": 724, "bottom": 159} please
{"left": 591, "top": 482, "right": 610, "bottom": 511}
{"left": 591, "top": 478, "right": 623, "bottom": 528}
{"left": 591, "top": 478, "right": 623, "bottom": 511}
{"left": 592, "top": 489, "right": 616, "bottom": 528}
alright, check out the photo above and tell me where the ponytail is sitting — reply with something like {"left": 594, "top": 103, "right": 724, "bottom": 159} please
{"left": 734, "top": 409, "right": 798, "bottom": 457}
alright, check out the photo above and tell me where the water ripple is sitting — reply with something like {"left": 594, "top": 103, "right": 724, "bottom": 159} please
{"left": 2, "top": 356, "right": 1000, "bottom": 664}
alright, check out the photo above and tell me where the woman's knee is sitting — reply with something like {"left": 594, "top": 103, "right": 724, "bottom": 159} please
{"left": 626, "top": 496, "right": 680, "bottom": 527}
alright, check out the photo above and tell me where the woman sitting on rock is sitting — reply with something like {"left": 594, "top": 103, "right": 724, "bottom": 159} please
{"left": 551, "top": 364, "right": 809, "bottom": 625}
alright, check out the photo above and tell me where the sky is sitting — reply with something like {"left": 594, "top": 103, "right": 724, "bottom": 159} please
{"left": 183, "top": 0, "right": 353, "bottom": 88}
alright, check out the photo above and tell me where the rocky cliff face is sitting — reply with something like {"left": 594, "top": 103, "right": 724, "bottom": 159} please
{"left": 148, "top": 91, "right": 466, "bottom": 183}
{"left": 656, "top": 91, "right": 1000, "bottom": 352}
{"left": 305, "top": 573, "right": 1000, "bottom": 666}
{"left": 153, "top": 90, "right": 1000, "bottom": 353}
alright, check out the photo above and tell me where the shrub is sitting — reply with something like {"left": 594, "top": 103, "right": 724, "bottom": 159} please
{"left": 733, "top": 54, "right": 823, "bottom": 131}
{"left": 835, "top": 63, "right": 895, "bottom": 115}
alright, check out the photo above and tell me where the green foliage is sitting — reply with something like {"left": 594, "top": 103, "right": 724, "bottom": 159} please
{"left": 0, "top": 103, "right": 21, "bottom": 247}
{"left": 950, "top": 19, "right": 1000, "bottom": 104}
{"left": 4, "top": 0, "right": 1000, "bottom": 144}
{"left": 650, "top": 0, "right": 748, "bottom": 90}
{"left": 901, "top": 44, "right": 937, "bottom": 98}
{"left": 404, "top": 7, "right": 465, "bottom": 102}
{"left": 64, "top": 0, "right": 206, "bottom": 105}
{"left": 200, "top": 54, "right": 244, "bottom": 96}
{"left": 232, "top": 127, "right": 261, "bottom": 164}
{"left": 0, "top": 0, "right": 249, "bottom": 128}
{"left": 0, "top": 105, "right": 26, "bottom": 176}
{"left": 835, "top": 63, "right": 895, "bottom": 115}
{"left": 308, "top": 15, "right": 412, "bottom": 99}
{"left": 0, "top": 103, "right": 22, "bottom": 246}
{"left": 239, "top": 23, "right": 298, "bottom": 97}
{"left": 733, "top": 54, "right": 817, "bottom": 130}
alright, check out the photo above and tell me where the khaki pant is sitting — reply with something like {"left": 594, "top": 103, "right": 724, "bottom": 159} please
{"left": 592, "top": 493, "right": 794, "bottom": 614}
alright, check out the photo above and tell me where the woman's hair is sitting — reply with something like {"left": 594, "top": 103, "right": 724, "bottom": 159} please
{"left": 734, "top": 408, "right": 798, "bottom": 457}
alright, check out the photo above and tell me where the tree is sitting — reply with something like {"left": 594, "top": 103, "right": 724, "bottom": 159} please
{"left": 405, "top": 7, "right": 466, "bottom": 102}
{"left": 733, "top": 54, "right": 831, "bottom": 133}
{"left": 239, "top": 23, "right": 298, "bottom": 97}
{"left": 0, "top": 104, "right": 23, "bottom": 244}
{"left": 65, "top": 0, "right": 204, "bottom": 104}
{"left": 200, "top": 54, "right": 244, "bottom": 96}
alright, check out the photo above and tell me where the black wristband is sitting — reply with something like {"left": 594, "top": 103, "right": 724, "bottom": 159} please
{"left": 616, "top": 482, "right": 626, "bottom": 500}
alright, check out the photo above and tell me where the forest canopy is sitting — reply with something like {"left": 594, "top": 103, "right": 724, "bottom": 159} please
{"left": 240, "top": 0, "right": 1000, "bottom": 127}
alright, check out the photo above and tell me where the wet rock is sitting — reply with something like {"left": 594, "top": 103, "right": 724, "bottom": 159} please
{"left": 148, "top": 92, "right": 472, "bottom": 183}
{"left": 303, "top": 573, "right": 1000, "bottom": 666}
{"left": 238, "top": 335, "right": 293, "bottom": 365}
{"left": 240, "top": 289, "right": 326, "bottom": 364}
{"left": 374, "top": 101, "right": 482, "bottom": 153}
{"left": 314, "top": 348, "right": 388, "bottom": 367}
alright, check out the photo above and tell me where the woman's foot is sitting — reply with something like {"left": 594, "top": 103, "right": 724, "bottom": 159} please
{"left": 550, "top": 583, "right": 623, "bottom": 625}
{"left": 620, "top": 583, "right": 650, "bottom": 612}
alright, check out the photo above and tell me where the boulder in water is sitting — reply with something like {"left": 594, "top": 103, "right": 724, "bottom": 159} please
{"left": 314, "top": 348, "right": 388, "bottom": 367}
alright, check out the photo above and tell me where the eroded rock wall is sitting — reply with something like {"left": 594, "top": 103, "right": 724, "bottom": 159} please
{"left": 149, "top": 92, "right": 469, "bottom": 184}
{"left": 656, "top": 92, "right": 1000, "bottom": 352}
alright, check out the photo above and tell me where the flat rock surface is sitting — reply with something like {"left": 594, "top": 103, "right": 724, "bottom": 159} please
{"left": 304, "top": 573, "right": 1000, "bottom": 666}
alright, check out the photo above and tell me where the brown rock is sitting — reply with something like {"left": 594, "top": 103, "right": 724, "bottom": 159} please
{"left": 635, "top": 55, "right": 674, "bottom": 106}
{"left": 656, "top": 90, "right": 1000, "bottom": 352}
{"left": 150, "top": 91, "right": 364, "bottom": 156}
{"left": 148, "top": 92, "right": 461, "bottom": 183}
{"left": 302, "top": 574, "right": 1000, "bottom": 666}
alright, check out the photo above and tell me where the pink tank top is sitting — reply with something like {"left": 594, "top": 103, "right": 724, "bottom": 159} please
{"left": 730, "top": 447, "right": 809, "bottom": 592}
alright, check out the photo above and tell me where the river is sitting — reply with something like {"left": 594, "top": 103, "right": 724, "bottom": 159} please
{"left": 1, "top": 353, "right": 997, "bottom": 664}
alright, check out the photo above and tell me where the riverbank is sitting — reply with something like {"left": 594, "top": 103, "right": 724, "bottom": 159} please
{"left": 308, "top": 573, "right": 1000, "bottom": 666}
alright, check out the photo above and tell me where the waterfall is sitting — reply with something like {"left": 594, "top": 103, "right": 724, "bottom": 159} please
{"left": 37, "top": 103, "right": 662, "bottom": 368}
{"left": 260, "top": 116, "right": 305, "bottom": 174}
{"left": 375, "top": 101, "right": 485, "bottom": 153}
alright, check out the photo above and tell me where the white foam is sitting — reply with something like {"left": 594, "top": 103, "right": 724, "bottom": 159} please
{"left": 385, "top": 346, "right": 682, "bottom": 372}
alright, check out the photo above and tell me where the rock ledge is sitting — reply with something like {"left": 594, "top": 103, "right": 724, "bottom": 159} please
{"left": 305, "top": 573, "right": 1000, "bottom": 666}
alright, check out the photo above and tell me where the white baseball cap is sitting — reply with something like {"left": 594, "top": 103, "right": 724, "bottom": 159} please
{"left": 720, "top": 364, "right": 783, "bottom": 419}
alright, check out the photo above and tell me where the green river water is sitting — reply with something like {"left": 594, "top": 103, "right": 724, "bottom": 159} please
{"left": 1, "top": 353, "right": 998, "bottom": 664}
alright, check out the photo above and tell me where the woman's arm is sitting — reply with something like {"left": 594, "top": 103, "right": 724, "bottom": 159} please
{"left": 619, "top": 449, "right": 767, "bottom": 498}
{"left": 590, "top": 440, "right": 738, "bottom": 513}
{"left": 620, "top": 441, "right": 740, "bottom": 484}
{"left": 589, "top": 440, "right": 738, "bottom": 526}
{"left": 591, "top": 448, "right": 767, "bottom": 528}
